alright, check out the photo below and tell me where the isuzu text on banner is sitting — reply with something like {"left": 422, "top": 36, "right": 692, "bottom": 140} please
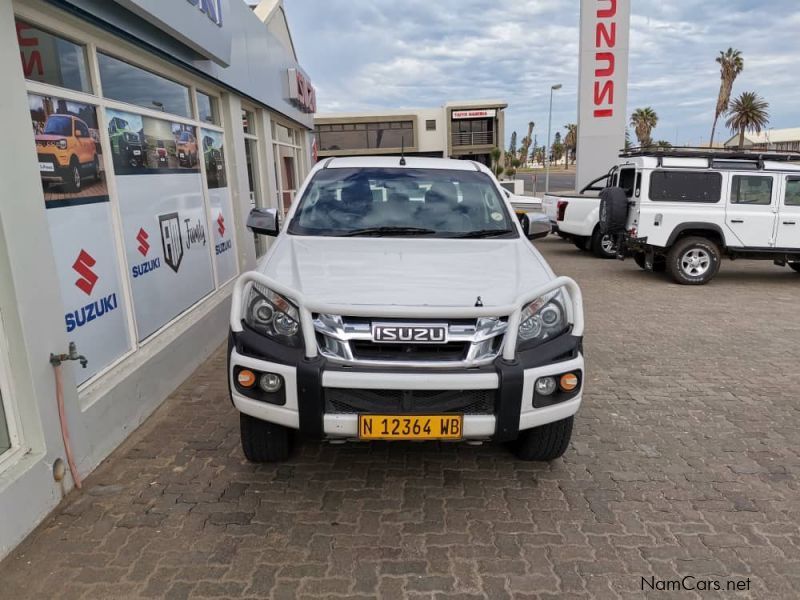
{"left": 575, "top": 0, "right": 631, "bottom": 192}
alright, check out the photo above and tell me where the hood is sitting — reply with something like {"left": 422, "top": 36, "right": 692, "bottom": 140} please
{"left": 35, "top": 134, "right": 65, "bottom": 143}
{"left": 259, "top": 236, "right": 553, "bottom": 308}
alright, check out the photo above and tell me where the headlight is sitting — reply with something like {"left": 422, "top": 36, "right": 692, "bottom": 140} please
{"left": 57, "top": 139, "right": 68, "bottom": 150}
{"left": 517, "top": 290, "right": 568, "bottom": 347}
{"left": 244, "top": 283, "right": 301, "bottom": 346}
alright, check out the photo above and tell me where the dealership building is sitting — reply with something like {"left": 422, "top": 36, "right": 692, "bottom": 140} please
{"left": 0, "top": 0, "right": 315, "bottom": 556}
{"left": 314, "top": 100, "right": 507, "bottom": 166}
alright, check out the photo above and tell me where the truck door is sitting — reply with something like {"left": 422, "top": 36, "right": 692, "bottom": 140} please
{"left": 776, "top": 175, "right": 800, "bottom": 249}
{"left": 725, "top": 173, "right": 778, "bottom": 248}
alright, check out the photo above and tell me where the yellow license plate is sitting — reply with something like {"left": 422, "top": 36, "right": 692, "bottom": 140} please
{"left": 358, "top": 414, "right": 463, "bottom": 440}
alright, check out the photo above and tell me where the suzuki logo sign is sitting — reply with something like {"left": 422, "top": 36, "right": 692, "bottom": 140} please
{"left": 73, "top": 249, "right": 98, "bottom": 295}
{"left": 186, "top": 0, "right": 223, "bottom": 27}
{"left": 217, "top": 213, "right": 226, "bottom": 236}
{"left": 137, "top": 227, "right": 150, "bottom": 256}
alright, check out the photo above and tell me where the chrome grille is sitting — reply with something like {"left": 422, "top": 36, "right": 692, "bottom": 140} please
{"left": 313, "top": 315, "right": 507, "bottom": 368}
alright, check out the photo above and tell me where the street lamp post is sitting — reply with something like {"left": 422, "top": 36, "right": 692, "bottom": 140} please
{"left": 545, "top": 83, "right": 562, "bottom": 194}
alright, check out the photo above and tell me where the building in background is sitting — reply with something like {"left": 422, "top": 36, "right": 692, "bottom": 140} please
{"left": 315, "top": 100, "right": 507, "bottom": 166}
{"left": 0, "top": 0, "right": 314, "bottom": 558}
{"left": 723, "top": 127, "right": 800, "bottom": 152}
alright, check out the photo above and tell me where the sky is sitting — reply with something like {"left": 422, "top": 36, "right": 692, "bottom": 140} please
{"left": 272, "top": 0, "right": 800, "bottom": 148}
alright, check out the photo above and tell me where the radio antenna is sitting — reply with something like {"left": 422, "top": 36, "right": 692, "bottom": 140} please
{"left": 400, "top": 136, "right": 406, "bottom": 166}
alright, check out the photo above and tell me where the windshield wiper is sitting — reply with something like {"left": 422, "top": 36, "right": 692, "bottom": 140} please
{"left": 341, "top": 226, "right": 437, "bottom": 237}
{"left": 452, "top": 229, "right": 514, "bottom": 238}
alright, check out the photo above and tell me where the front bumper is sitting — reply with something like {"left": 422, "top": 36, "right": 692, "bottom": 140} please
{"left": 228, "top": 329, "right": 584, "bottom": 441}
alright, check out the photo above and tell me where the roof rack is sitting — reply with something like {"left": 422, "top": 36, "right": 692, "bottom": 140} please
{"left": 620, "top": 146, "right": 800, "bottom": 162}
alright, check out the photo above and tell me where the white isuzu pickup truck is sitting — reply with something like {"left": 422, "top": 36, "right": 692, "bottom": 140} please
{"left": 228, "top": 157, "right": 585, "bottom": 462}
{"left": 542, "top": 166, "right": 633, "bottom": 259}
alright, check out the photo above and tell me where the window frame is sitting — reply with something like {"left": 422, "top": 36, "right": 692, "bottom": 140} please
{"left": 96, "top": 50, "right": 193, "bottom": 119}
{"left": 648, "top": 169, "right": 723, "bottom": 204}
{"left": 15, "top": 17, "right": 93, "bottom": 94}
{"left": 14, "top": 5, "right": 237, "bottom": 396}
{"left": 784, "top": 176, "right": 800, "bottom": 207}
{"left": 0, "top": 311, "right": 24, "bottom": 470}
{"left": 729, "top": 174, "right": 775, "bottom": 206}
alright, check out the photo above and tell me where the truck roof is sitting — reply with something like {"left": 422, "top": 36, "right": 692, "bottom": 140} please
{"left": 322, "top": 156, "right": 487, "bottom": 172}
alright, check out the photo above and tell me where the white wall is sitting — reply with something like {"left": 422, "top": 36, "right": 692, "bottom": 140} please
{"left": 0, "top": 1, "right": 282, "bottom": 559}
{"left": 415, "top": 107, "right": 446, "bottom": 154}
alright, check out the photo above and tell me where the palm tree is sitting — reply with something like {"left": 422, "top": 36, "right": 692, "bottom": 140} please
{"left": 654, "top": 140, "right": 673, "bottom": 149}
{"left": 518, "top": 121, "right": 535, "bottom": 165}
{"left": 630, "top": 107, "right": 658, "bottom": 147}
{"left": 489, "top": 146, "right": 503, "bottom": 178}
{"left": 710, "top": 48, "right": 744, "bottom": 147}
{"left": 564, "top": 123, "right": 577, "bottom": 168}
{"left": 725, "top": 91, "right": 769, "bottom": 148}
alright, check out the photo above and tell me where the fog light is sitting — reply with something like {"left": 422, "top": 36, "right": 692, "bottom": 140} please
{"left": 559, "top": 372, "right": 579, "bottom": 392}
{"left": 237, "top": 369, "right": 256, "bottom": 388}
{"left": 259, "top": 372, "right": 283, "bottom": 393}
{"left": 535, "top": 376, "right": 557, "bottom": 396}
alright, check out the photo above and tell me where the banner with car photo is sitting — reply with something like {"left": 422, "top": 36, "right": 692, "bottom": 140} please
{"left": 28, "top": 93, "right": 131, "bottom": 384}
{"left": 201, "top": 128, "right": 238, "bottom": 285}
{"left": 106, "top": 108, "right": 200, "bottom": 176}
{"left": 107, "top": 108, "right": 215, "bottom": 342}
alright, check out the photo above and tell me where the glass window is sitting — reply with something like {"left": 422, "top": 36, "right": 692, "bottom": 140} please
{"left": 618, "top": 168, "right": 636, "bottom": 198}
{"left": 242, "top": 109, "right": 254, "bottom": 134}
{"left": 197, "top": 91, "right": 218, "bottom": 124}
{"left": 426, "top": 119, "right": 437, "bottom": 131}
{"left": 731, "top": 175, "right": 773, "bottom": 205}
{"left": 0, "top": 388, "right": 10, "bottom": 456}
{"left": 288, "top": 168, "right": 516, "bottom": 238}
{"left": 98, "top": 53, "right": 191, "bottom": 117}
{"left": 785, "top": 178, "right": 800, "bottom": 206}
{"left": 649, "top": 171, "right": 722, "bottom": 203}
{"left": 274, "top": 123, "right": 294, "bottom": 144}
{"left": 15, "top": 19, "right": 91, "bottom": 93}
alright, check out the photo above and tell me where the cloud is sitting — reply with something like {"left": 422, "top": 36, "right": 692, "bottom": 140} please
{"left": 282, "top": 0, "right": 800, "bottom": 149}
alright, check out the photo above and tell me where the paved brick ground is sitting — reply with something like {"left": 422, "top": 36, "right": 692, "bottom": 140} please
{"left": 2, "top": 236, "right": 799, "bottom": 599}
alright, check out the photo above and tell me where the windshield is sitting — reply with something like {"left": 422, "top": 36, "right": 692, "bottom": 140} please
{"left": 43, "top": 115, "right": 72, "bottom": 136}
{"left": 179, "top": 132, "right": 191, "bottom": 142}
{"left": 288, "top": 167, "right": 516, "bottom": 238}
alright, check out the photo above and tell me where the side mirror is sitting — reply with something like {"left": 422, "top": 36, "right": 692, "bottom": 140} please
{"left": 247, "top": 207, "right": 280, "bottom": 237}
{"left": 518, "top": 212, "right": 550, "bottom": 240}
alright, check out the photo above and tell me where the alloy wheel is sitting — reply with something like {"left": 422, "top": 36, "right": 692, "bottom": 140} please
{"left": 681, "top": 248, "right": 710, "bottom": 276}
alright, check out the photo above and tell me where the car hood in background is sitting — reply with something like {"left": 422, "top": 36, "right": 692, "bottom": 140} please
{"left": 259, "top": 236, "right": 553, "bottom": 308}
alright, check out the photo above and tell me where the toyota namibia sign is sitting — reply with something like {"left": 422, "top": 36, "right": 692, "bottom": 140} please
{"left": 575, "top": 0, "right": 630, "bottom": 192}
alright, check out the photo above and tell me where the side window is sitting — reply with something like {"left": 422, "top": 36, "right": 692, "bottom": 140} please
{"left": 649, "top": 171, "right": 722, "bottom": 203}
{"left": 731, "top": 175, "right": 773, "bottom": 205}
{"left": 76, "top": 120, "right": 89, "bottom": 138}
{"left": 784, "top": 177, "right": 800, "bottom": 206}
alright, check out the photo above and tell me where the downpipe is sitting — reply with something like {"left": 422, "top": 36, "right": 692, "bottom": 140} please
{"left": 50, "top": 342, "right": 88, "bottom": 490}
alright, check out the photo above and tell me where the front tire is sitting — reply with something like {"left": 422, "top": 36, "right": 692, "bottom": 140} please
{"left": 240, "top": 413, "right": 291, "bottom": 462}
{"left": 591, "top": 229, "right": 617, "bottom": 259}
{"left": 512, "top": 416, "right": 573, "bottom": 461}
{"left": 64, "top": 158, "right": 82, "bottom": 193}
{"left": 667, "top": 236, "right": 721, "bottom": 285}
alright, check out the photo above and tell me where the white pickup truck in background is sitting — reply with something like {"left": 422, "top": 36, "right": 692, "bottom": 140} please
{"left": 543, "top": 165, "right": 636, "bottom": 259}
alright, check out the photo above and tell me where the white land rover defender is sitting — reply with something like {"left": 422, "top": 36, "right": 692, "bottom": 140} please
{"left": 228, "top": 157, "right": 585, "bottom": 462}
{"left": 597, "top": 148, "right": 800, "bottom": 284}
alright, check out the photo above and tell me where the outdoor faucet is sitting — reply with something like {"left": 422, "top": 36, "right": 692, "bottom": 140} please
{"left": 50, "top": 342, "right": 88, "bottom": 369}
